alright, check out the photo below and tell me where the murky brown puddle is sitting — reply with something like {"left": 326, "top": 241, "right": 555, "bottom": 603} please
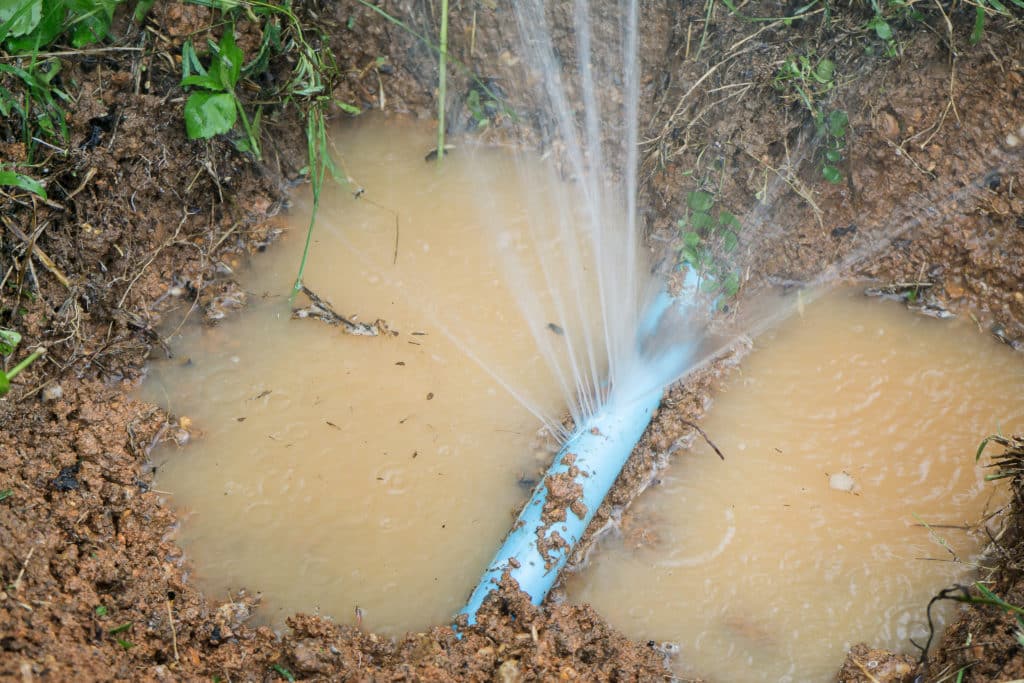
{"left": 566, "top": 287, "right": 1024, "bottom": 681}
{"left": 143, "top": 118, "right": 1022, "bottom": 677}
{"left": 142, "top": 116, "right": 606, "bottom": 633}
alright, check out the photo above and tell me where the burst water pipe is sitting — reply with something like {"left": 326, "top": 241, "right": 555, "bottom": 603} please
{"left": 458, "top": 280, "right": 700, "bottom": 625}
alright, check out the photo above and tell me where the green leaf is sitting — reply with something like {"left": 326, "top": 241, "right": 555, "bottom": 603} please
{"left": 0, "top": 0, "right": 42, "bottom": 39}
{"left": 822, "top": 165, "right": 842, "bottom": 184}
{"left": 0, "top": 328, "right": 21, "bottom": 354}
{"left": 336, "top": 100, "right": 360, "bottom": 115}
{"left": 181, "top": 41, "right": 207, "bottom": 84}
{"left": 95, "top": 605, "right": 108, "bottom": 616}
{"left": 970, "top": 5, "right": 985, "bottom": 44}
{"left": 272, "top": 664, "right": 296, "bottom": 682}
{"left": 700, "top": 278, "right": 721, "bottom": 294}
{"left": 108, "top": 622, "right": 132, "bottom": 634}
{"left": 3, "top": 0, "right": 63, "bottom": 52}
{"left": 723, "top": 230, "right": 739, "bottom": 252}
{"left": 682, "top": 231, "right": 701, "bottom": 248}
{"left": 184, "top": 92, "right": 237, "bottom": 139}
{"left": 718, "top": 210, "right": 741, "bottom": 230}
{"left": 679, "top": 246, "right": 699, "bottom": 267}
{"left": 825, "top": 148, "right": 842, "bottom": 163}
{"left": 133, "top": 0, "right": 155, "bottom": 22}
{"left": 0, "top": 372, "right": 9, "bottom": 397}
{"left": 690, "top": 211, "right": 713, "bottom": 230}
{"left": 814, "top": 59, "right": 834, "bottom": 84}
{"left": 0, "top": 489, "right": 11, "bottom": 502}
{"left": 217, "top": 26, "right": 243, "bottom": 90}
{"left": 0, "top": 170, "right": 46, "bottom": 198}
{"left": 868, "top": 16, "right": 893, "bottom": 40}
{"left": 723, "top": 272, "right": 740, "bottom": 297}
{"left": 115, "top": 638, "right": 134, "bottom": 650}
{"left": 827, "top": 110, "right": 849, "bottom": 138}
{"left": 687, "top": 190, "right": 714, "bottom": 213}
{"left": 66, "top": 0, "right": 117, "bottom": 47}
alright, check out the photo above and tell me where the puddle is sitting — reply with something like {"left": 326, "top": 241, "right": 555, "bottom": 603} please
{"left": 565, "top": 288, "right": 1024, "bottom": 682}
{"left": 141, "top": 116, "right": 605, "bottom": 633}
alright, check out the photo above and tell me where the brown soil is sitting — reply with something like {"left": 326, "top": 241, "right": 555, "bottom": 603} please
{"left": 2, "top": 2, "right": 1023, "bottom": 682}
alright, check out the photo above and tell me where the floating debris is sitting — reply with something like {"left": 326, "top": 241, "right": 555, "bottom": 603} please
{"left": 292, "top": 286, "right": 391, "bottom": 336}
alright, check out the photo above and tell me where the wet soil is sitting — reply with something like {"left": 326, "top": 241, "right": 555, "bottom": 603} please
{"left": 2, "top": 1, "right": 1024, "bottom": 681}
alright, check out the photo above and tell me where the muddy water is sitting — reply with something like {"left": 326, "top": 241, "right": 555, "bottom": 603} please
{"left": 142, "top": 117, "right": 603, "bottom": 633}
{"left": 566, "top": 288, "right": 1024, "bottom": 682}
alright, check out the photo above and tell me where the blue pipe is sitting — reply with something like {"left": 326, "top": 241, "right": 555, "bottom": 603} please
{"left": 459, "top": 275, "right": 702, "bottom": 624}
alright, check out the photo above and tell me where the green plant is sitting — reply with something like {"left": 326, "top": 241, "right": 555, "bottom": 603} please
{"left": 773, "top": 53, "right": 849, "bottom": 183}
{"left": 179, "top": 1, "right": 357, "bottom": 299}
{"left": 271, "top": 664, "right": 296, "bottom": 682}
{"left": 0, "top": 166, "right": 46, "bottom": 196}
{"left": 817, "top": 109, "right": 848, "bottom": 184}
{"left": 0, "top": 328, "right": 45, "bottom": 397}
{"left": 0, "top": 0, "right": 146, "bottom": 160}
{"left": 773, "top": 53, "right": 835, "bottom": 116}
{"left": 676, "top": 190, "right": 742, "bottom": 302}
{"left": 181, "top": 26, "right": 261, "bottom": 157}
{"left": 976, "top": 432, "right": 1024, "bottom": 483}
{"left": 968, "top": 0, "right": 1024, "bottom": 44}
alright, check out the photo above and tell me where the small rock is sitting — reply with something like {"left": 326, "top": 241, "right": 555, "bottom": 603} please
{"left": 1006, "top": 132, "right": 1021, "bottom": 148}
{"left": 41, "top": 384, "right": 63, "bottom": 402}
{"left": 878, "top": 111, "right": 899, "bottom": 139}
{"left": 496, "top": 659, "right": 523, "bottom": 683}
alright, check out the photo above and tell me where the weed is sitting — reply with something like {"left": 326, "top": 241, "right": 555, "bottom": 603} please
{"left": 816, "top": 109, "right": 848, "bottom": 184}
{"left": 94, "top": 605, "right": 108, "bottom": 616}
{"left": 676, "top": 189, "right": 742, "bottom": 303}
{"left": 181, "top": 28, "right": 258, "bottom": 155}
{"left": 773, "top": 53, "right": 849, "bottom": 184}
{"left": 0, "top": 166, "right": 47, "bottom": 196}
{"left": 0, "top": 328, "right": 45, "bottom": 397}
{"left": 918, "top": 581, "right": 1024, "bottom": 659}
{"left": 179, "top": 1, "right": 357, "bottom": 299}
{"left": 0, "top": 489, "right": 12, "bottom": 502}
{"left": 967, "top": 0, "right": 1024, "bottom": 44}
{"left": 976, "top": 433, "right": 1024, "bottom": 484}
{"left": 108, "top": 621, "right": 132, "bottom": 634}
{"left": 272, "top": 664, "right": 296, "bottom": 681}
{"left": 0, "top": 0, "right": 148, "bottom": 161}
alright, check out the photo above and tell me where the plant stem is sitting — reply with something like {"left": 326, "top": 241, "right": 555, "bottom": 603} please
{"left": 6, "top": 347, "right": 45, "bottom": 381}
{"left": 291, "top": 108, "right": 327, "bottom": 302}
{"left": 436, "top": 0, "right": 448, "bottom": 162}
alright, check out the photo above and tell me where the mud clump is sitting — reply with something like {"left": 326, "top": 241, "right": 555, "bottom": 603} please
{"left": 542, "top": 464, "right": 586, "bottom": 525}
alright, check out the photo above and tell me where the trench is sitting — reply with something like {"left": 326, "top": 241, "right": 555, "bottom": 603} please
{"left": 141, "top": 116, "right": 1023, "bottom": 678}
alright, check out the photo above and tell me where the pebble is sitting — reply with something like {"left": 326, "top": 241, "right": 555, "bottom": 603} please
{"left": 1007, "top": 132, "right": 1021, "bottom": 148}
{"left": 878, "top": 111, "right": 899, "bottom": 139}
{"left": 42, "top": 383, "right": 63, "bottom": 402}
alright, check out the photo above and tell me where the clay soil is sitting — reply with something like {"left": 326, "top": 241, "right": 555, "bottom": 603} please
{"left": 2, "top": 1, "right": 1024, "bottom": 681}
